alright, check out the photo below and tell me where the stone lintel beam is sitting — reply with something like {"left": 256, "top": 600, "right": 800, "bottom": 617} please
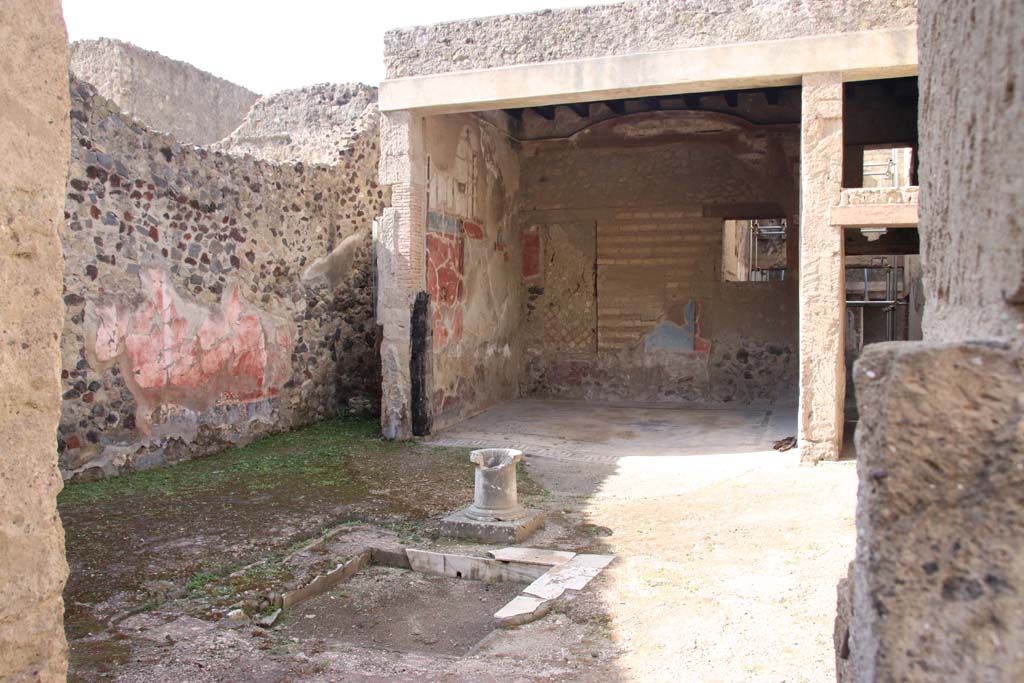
{"left": 831, "top": 187, "right": 920, "bottom": 228}
{"left": 380, "top": 28, "right": 918, "bottom": 115}
{"left": 830, "top": 203, "right": 919, "bottom": 228}
{"left": 378, "top": 111, "right": 426, "bottom": 439}
{"left": 798, "top": 72, "right": 845, "bottom": 463}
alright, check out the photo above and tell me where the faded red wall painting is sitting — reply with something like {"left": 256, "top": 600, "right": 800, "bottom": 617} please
{"left": 426, "top": 210, "right": 477, "bottom": 351}
{"left": 87, "top": 268, "right": 294, "bottom": 433}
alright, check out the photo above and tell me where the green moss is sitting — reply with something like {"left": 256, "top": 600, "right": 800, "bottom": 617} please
{"left": 58, "top": 415, "right": 388, "bottom": 506}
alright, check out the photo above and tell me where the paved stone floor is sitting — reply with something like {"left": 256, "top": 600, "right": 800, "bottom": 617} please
{"left": 427, "top": 398, "right": 798, "bottom": 462}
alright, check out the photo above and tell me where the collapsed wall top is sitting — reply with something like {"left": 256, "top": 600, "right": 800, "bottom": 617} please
{"left": 214, "top": 83, "right": 379, "bottom": 166}
{"left": 383, "top": 0, "right": 919, "bottom": 79}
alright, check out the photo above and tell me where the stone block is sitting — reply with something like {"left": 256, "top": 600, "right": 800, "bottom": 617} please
{"left": 494, "top": 595, "right": 552, "bottom": 628}
{"left": 521, "top": 554, "right": 614, "bottom": 601}
{"left": 439, "top": 506, "right": 546, "bottom": 545}
{"left": 369, "top": 545, "right": 412, "bottom": 569}
{"left": 488, "top": 548, "right": 576, "bottom": 567}
{"left": 405, "top": 549, "right": 546, "bottom": 582}
{"left": 851, "top": 341, "right": 1024, "bottom": 681}
{"left": 279, "top": 551, "right": 370, "bottom": 609}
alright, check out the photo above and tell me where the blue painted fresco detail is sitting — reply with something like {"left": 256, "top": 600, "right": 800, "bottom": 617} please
{"left": 644, "top": 300, "right": 696, "bottom": 352}
{"left": 427, "top": 210, "right": 462, "bottom": 235}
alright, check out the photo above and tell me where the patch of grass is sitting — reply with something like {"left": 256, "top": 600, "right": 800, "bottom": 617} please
{"left": 185, "top": 571, "right": 219, "bottom": 592}
{"left": 58, "top": 415, "right": 386, "bottom": 506}
{"left": 287, "top": 539, "right": 311, "bottom": 553}
{"left": 379, "top": 519, "right": 426, "bottom": 544}
{"left": 242, "top": 559, "right": 287, "bottom": 581}
{"left": 184, "top": 560, "right": 237, "bottom": 593}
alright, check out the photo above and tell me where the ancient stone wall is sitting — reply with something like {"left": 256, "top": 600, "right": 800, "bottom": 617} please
{"left": 518, "top": 111, "right": 800, "bottom": 404}
{"left": 423, "top": 112, "right": 523, "bottom": 428}
{"left": 58, "top": 78, "right": 384, "bottom": 480}
{"left": 0, "top": 0, "right": 70, "bottom": 679}
{"left": 71, "top": 38, "right": 259, "bottom": 145}
{"left": 383, "top": 0, "right": 919, "bottom": 78}
{"left": 215, "top": 83, "right": 379, "bottom": 166}
{"left": 840, "top": 1, "right": 1024, "bottom": 681}
{"left": 918, "top": 0, "right": 1024, "bottom": 342}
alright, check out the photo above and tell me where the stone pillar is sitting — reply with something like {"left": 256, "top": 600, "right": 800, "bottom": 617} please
{"left": 0, "top": 0, "right": 71, "bottom": 680}
{"left": 798, "top": 72, "right": 845, "bottom": 463}
{"left": 378, "top": 110, "right": 426, "bottom": 439}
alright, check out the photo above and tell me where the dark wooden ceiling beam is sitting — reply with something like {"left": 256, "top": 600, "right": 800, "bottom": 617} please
{"left": 604, "top": 100, "right": 626, "bottom": 115}
{"left": 532, "top": 105, "right": 557, "bottom": 120}
{"left": 567, "top": 102, "right": 591, "bottom": 118}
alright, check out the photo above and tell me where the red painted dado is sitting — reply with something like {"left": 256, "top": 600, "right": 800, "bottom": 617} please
{"left": 432, "top": 376, "right": 476, "bottom": 416}
{"left": 426, "top": 231, "right": 466, "bottom": 350}
{"left": 90, "top": 268, "right": 294, "bottom": 433}
{"left": 522, "top": 226, "right": 540, "bottom": 278}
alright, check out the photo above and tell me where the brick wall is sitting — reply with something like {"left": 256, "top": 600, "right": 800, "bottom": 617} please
{"left": 597, "top": 213, "right": 718, "bottom": 353}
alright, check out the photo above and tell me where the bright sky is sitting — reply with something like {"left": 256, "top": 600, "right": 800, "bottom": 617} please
{"left": 62, "top": 0, "right": 615, "bottom": 95}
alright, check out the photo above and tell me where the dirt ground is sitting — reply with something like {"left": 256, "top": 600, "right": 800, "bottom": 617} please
{"left": 280, "top": 566, "right": 524, "bottom": 656}
{"left": 60, "top": 407, "right": 856, "bottom": 683}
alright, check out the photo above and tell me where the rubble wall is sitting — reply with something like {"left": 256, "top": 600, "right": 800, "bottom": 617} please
{"left": 0, "top": 0, "right": 70, "bottom": 679}
{"left": 423, "top": 113, "right": 523, "bottom": 428}
{"left": 70, "top": 38, "right": 259, "bottom": 145}
{"left": 58, "top": 78, "right": 384, "bottom": 480}
{"left": 518, "top": 111, "right": 800, "bottom": 404}
{"left": 215, "top": 83, "right": 379, "bottom": 167}
{"left": 384, "top": 0, "right": 918, "bottom": 78}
